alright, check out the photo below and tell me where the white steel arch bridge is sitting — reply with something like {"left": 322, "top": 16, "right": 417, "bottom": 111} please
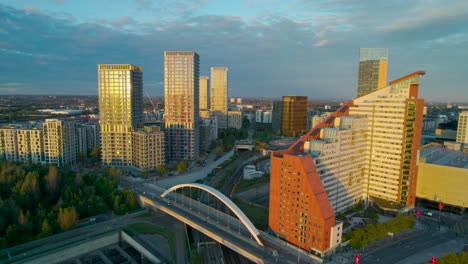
{"left": 161, "top": 183, "right": 264, "bottom": 247}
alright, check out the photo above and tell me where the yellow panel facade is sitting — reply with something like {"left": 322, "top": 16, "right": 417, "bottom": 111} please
{"left": 199, "top": 76, "right": 209, "bottom": 110}
{"left": 378, "top": 60, "right": 387, "bottom": 89}
{"left": 210, "top": 67, "right": 228, "bottom": 129}
{"left": 98, "top": 64, "right": 143, "bottom": 167}
{"left": 417, "top": 161, "right": 468, "bottom": 208}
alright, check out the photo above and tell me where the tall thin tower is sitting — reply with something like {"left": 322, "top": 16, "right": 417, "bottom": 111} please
{"left": 210, "top": 67, "right": 228, "bottom": 129}
{"left": 164, "top": 51, "right": 200, "bottom": 162}
{"left": 199, "top": 76, "right": 209, "bottom": 110}
{"left": 98, "top": 64, "right": 143, "bottom": 167}
{"left": 357, "top": 48, "right": 388, "bottom": 98}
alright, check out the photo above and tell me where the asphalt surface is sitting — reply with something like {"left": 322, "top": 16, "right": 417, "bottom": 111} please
{"left": 361, "top": 230, "right": 460, "bottom": 264}
{"left": 155, "top": 149, "right": 235, "bottom": 188}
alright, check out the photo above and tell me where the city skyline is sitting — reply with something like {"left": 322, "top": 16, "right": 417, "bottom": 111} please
{"left": 1, "top": 1, "right": 468, "bottom": 102}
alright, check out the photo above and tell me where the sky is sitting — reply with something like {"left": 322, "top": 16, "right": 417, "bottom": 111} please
{"left": 0, "top": 0, "right": 467, "bottom": 102}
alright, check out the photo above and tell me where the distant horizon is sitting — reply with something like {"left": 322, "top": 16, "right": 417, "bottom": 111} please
{"left": 1, "top": 94, "right": 467, "bottom": 105}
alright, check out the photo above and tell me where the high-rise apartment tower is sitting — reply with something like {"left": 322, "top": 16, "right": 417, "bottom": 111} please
{"left": 457, "top": 111, "right": 468, "bottom": 144}
{"left": 199, "top": 76, "right": 209, "bottom": 110}
{"left": 281, "top": 96, "right": 307, "bottom": 136}
{"left": 272, "top": 100, "right": 282, "bottom": 134}
{"left": 98, "top": 64, "right": 143, "bottom": 167}
{"left": 210, "top": 67, "right": 228, "bottom": 129}
{"left": 43, "top": 119, "right": 77, "bottom": 166}
{"left": 164, "top": 51, "right": 200, "bottom": 161}
{"left": 357, "top": 48, "right": 388, "bottom": 97}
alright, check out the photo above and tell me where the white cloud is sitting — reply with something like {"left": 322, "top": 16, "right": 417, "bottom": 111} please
{"left": 314, "top": 39, "right": 329, "bottom": 47}
{"left": 380, "top": 1, "right": 468, "bottom": 33}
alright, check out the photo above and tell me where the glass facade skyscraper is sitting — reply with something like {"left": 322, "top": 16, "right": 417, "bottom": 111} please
{"left": 210, "top": 67, "right": 228, "bottom": 130}
{"left": 164, "top": 51, "right": 200, "bottom": 162}
{"left": 272, "top": 100, "right": 282, "bottom": 134}
{"left": 98, "top": 64, "right": 143, "bottom": 167}
{"left": 281, "top": 96, "right": 307, "bottom": 136}
{"left": 199, "top": 76, "right": 209, "bottom": 110}
{"left": 357, "top": 48, "right": 388, "bottom": 98}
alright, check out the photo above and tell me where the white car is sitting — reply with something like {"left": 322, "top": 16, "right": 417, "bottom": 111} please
{"left": 422, "top": 210, "right": 433, "bottom": 217}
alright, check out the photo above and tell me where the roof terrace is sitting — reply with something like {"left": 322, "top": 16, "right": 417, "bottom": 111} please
{"left": 420, "top": 145, "right": 468, "bottom": 169}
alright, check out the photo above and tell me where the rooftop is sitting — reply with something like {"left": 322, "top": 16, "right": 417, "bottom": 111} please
{"left": 420, "top": 145, "right": 468, "bottom": 169}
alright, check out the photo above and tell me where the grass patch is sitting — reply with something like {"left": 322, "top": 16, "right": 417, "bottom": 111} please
{"left": 135, "top": 212, "right": 152, "bottom": 218}
{"left": 190, "top": 245, "right": 202, "bottom": 264}
{"left": 127, "top": 222, "right": 176, "bottom": 260}
{"left": 233, "top": 174, "right": 269, "bottom": 193}
{"left": 233, "top": 198, "right": 269, "bottom": 231}
{"left": 371, "top": 196, "right": 405, "bottom": 211}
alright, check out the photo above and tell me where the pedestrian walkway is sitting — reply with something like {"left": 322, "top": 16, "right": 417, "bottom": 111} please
{"left": 156, "top": 149, "right": 235, "bottom": 188}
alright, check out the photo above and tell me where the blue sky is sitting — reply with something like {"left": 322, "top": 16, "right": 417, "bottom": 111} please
{"left": 1, "top": 0, "right": 467, "bottom": 102}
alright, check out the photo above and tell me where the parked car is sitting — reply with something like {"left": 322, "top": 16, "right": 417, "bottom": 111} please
{"left": 422, "top": 210, "right": 433, "bottom": 217}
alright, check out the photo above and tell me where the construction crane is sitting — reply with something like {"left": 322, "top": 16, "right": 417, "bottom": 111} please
{"left": 145, "top": 92, "right": 158, "bottom": 121}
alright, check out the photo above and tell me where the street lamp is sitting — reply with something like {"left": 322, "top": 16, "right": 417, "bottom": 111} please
{"left": 438, "top": 202, "right": 444, "bottom": 231}
{"left": 416, "top": 210, "right": 421, "bottom": 228}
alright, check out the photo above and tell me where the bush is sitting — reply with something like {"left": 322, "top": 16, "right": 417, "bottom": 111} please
{"left": 347, "top": 214, "right": 414, "bottom": 250}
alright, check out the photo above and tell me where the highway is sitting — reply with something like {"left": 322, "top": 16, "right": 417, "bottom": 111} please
{"left": 127, "top": 181, "right": 323, "bottom": 264}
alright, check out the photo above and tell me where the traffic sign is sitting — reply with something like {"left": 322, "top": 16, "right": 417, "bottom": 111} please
{"left": 438, "top": 203, "right": 444, "bottom": 211}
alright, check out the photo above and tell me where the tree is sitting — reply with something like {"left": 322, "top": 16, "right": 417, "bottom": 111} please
{"left": 74, "top": 173, "right": 84, "bottom": 186}
{"left": 89, "top": 147, "right": 100, "bottom": 164}
{"left": 223, "top": 143, "right": 233, "bottom": 152}
{"left": 366, "top": 224, "right": 378, "bottom": 243}
{"left": 255, "top": 141, "right": 267, "bottom": 151}
{"left": 209, "top": 140, "right": 218, "bottom": 150}
{"left": 375, "top": 222, "right": 387, "bottom": 239}
{"left": 224, "top": 134, "right": 236, "bottom": 146}
{"left": 20, "top": 171, "right": 41, "bottom": 207}
{"left": 176, "top": 160, "right": 187, "bottom": 172}
{"left": 108, "top": 167, "right": 121, "bottom": 184}
{"left": 349, "top": 228, "right": 367, "bottom": 249}
{"left": 57, "top": 207, "right": 78, "bottom": 231}
{"left": 45, "top": 166, "right": 61, "bottom": 195}
{"left": 38, "top": 219, "right": 53, "bottom": 238}
{"left": 215, "top": 146, "right": 224, "bottom": 156}
{"left": 5, "top": 224, "right": 19, "bottom": 245}
{"left": 156, "top": 164, "right": 167, "bottom": 176}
